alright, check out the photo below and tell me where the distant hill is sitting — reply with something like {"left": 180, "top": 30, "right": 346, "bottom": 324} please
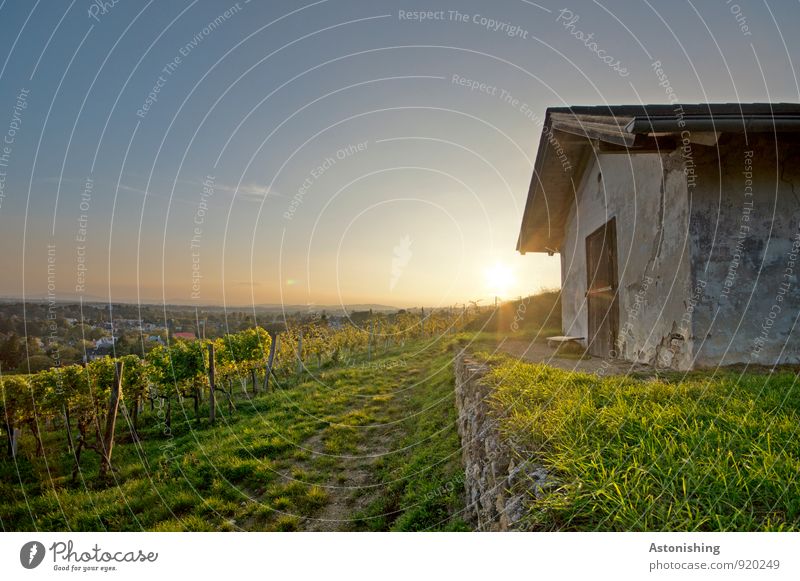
{"left": 0, "top": 296, "right": 401, "bottom": 314}
{"left": 253, "top": 303, "right": 400, "bottom": 314}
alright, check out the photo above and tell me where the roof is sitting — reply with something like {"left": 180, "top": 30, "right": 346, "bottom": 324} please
{"left": 517, "top": 103, "right": 800, "bottom": 254}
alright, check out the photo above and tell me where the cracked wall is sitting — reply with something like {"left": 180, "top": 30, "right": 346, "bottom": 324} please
{"left": 560, "top": 150, "right": 693, "bottom": 369}
{"left": 689, "top": 133, "right": 800, "bottom": 367}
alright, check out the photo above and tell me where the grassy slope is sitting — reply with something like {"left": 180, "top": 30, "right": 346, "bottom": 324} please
{"left": 9, "top": 295, "right": 795, "bottom": 534}
{"left": 0, "top": 339, "right": 467, "bottom": 531}
{"left": 483, "top": 355, "right": 800, "bottom": 531}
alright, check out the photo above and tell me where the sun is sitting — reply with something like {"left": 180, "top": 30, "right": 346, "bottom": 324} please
{"left": 484, "top": 262, "right": 515, "bottom": 298}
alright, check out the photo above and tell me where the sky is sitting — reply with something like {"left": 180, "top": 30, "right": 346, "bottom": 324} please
{"left": 0, "top": 0, "right": 798, "bottom": 308}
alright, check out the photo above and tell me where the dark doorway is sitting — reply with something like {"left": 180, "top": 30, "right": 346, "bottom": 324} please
{"left": 585, "top": 218, "right": 619, "bottom": 358}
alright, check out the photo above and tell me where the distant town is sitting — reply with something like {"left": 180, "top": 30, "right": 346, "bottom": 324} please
{"left": 0, "top": 300, "right": 409, "bottom": 374}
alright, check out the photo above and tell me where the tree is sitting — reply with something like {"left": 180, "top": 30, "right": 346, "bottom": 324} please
{"left": 0, "top": 375, "right": 28, "bottom": 458}
{"left": 43, "top": 364, "right": 88, "bottom": 455}
{"left": 145, "top": 340, "right": 206, "bottom": 428}
{"left": 119, "top": 355, "right": 149, "bottom": 440}
{"left": 45, "top": 345, "right": 78, "bottom": 366}
{"left": 98, "top": 361, "right": 123, "bottom": 479}
{"left": 145, "top": 345, "right": 179, "bottom": 431}
{"left": 13, "top": 372, "right": 50, "bottom": 457}
{"left": 211, "top": 338, "right": 237, "bottom": 415}
{"left": 61, "top": 357, "right": 124, "bottom": 481}
{"left": 170, "top": 339, "right": 207, "bottom": 420}
{"left": 0, "top": 333, "right": 22, "bottom": 370}
{"left": 219, "top": 327, "right": 268, "bottom": 396}
{"left": 17, "top": 355, "right": 55, "bottom": 374}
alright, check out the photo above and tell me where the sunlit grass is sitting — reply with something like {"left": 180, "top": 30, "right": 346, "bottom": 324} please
{"left": 0, "top": 341, "right": 466, "bottom": 531}
{"left": 351, "top": 347, "right": 470, "bottom": 532}
{"left": 484, "top": 357, "right": 800, "bottom": 531}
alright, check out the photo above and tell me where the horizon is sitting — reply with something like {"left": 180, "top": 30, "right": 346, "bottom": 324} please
{"left": 0, "top": 292, "right": 542, "bottom": 311}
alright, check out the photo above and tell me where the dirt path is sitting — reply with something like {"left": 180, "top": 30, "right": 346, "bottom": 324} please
{"left": 240, "top": 345, "right": 462, "bottom": 531}
{"left": 300, "top": 425, "right": 394, "bottom": 531}
{"left": 293, "top": 381, "right": 408, "bottom": 531}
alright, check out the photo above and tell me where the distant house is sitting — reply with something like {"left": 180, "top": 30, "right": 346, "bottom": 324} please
{"left": 95, "top": 336, "right": 116, "bottom": 349}
{"left": 327, "top": 317, "right": 345, "bottom": 330}
{"left": 173, "top": 332, "right": 197, "bottom": 340}
{"left": 147, "top": 335, "right": 165, "bottom": 345}
{"left": 85, "top": 348, "right": 103, "bottom": 362}
{"left": 517, "top": 103, "right": 800, "bottom": 369}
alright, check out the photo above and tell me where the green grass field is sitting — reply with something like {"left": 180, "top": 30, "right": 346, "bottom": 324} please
{"left": 0, "top": 339, "right": 467, "bottom": 531}
{"left": 482, "top": 355, "right": 800, "bottom": 531}
{"left": 4, "top": 313, "right": 799, "bottom": 532}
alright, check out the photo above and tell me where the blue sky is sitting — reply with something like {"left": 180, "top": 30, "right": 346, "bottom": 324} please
{"left": 0, "top": 0, "right": 798, "bottom": 307}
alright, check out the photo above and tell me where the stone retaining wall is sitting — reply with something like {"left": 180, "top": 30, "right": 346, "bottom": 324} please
{"left": 454, "top": 353, "right": 548, "bottom": 531}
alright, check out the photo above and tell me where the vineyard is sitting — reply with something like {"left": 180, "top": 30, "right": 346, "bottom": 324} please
{"left": 0, "top": 309, "right": 478, "bottom": 531}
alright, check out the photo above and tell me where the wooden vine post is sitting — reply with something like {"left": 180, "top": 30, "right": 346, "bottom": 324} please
{"left": 10, "top": 428, "right": 21, "bottom": 459}
{"left": 63, "top": 404, "right": 74, "bottom": 452}
{"left": 128, "top": 398, "right": 140, "bottom": 443}
{"left": 262, "top": 323, "right": 283, "bottom": 392}
{"left": 296, "top": 330, "right": 303, "bottom": 376}
{"left": 99, "top": 360, "right": 123, "bottom": 479}
{"left": 208, "top": 343, "right": 216, "bottom": 425}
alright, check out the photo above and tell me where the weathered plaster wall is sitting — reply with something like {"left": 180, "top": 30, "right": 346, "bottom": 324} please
{"left": 454, "top": 354, "right": 547, "bottom": 531}
{"left": 560, "top": 150, "right": 693, "bottom": 369}
{"left": 689, "top": 133, "right": 800, "bottom": 367}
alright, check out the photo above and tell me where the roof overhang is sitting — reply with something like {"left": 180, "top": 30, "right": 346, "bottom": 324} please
{"left": 516, "top": 103, "right": 800, "bottom": 254}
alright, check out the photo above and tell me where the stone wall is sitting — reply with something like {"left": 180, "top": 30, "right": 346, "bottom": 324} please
{"left": 454, "top": 353, "right": 548, "bottom": 531}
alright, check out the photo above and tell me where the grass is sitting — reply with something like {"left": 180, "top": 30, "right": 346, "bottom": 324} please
{"left": 10, "top": 298, "right": 791, "bottom": 533}
{"left": 350, "top": 345, "right": 469, "bottom": 531}
{"left": 482, "top": 355, "right": 800, "bottom": 531}
{"left": 0, "top": 339, "right": 466, "bottom": 531}
{"left": 464, "top": 290, "right": 561, "bottom": 342}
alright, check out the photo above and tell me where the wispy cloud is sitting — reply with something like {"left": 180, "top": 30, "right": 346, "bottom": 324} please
{"left": 214, "top": 181, "right": 285, "bottom": 203}
{"left": 39, "top": 176, "right": 282, "bottom": 205}
{"left": 118, "top": 183, "right": 148, "bottom": 196}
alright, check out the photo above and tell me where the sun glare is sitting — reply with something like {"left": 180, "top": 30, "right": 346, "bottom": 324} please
{"left": 484, "top": 262, "right": 515, "bottom": 298}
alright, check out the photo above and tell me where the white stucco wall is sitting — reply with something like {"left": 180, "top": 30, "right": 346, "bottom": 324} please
{"left": 560, "top": 150, "right": 694, "bottom": 369}
{"left": 689, "top": 134, "right": 800, "bottom": 367}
